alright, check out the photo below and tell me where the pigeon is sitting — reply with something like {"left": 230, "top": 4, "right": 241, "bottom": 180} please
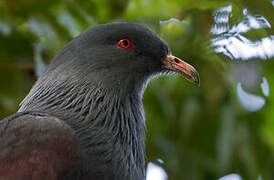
{"left": 0, "top": 22, "right": 199, "bottom": 180}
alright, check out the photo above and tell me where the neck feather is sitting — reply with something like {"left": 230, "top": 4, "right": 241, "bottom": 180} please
{"left": 19, "top": 74, "right": 147, "bottom": 179}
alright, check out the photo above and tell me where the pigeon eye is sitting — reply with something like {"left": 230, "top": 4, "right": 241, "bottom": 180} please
{"left": 116, "top": 37, "right": 133, "bottom": 50}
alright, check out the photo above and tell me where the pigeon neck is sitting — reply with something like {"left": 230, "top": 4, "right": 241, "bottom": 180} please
{"left": 19, "top": 76, "right": 146, "bottom": 179}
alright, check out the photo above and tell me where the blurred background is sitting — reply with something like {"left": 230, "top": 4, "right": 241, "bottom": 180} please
{"left": 0, "top": 0, "right": 273, "bottom": 179}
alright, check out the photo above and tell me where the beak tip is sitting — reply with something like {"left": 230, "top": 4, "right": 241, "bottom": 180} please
{"left": 194, "top": 78, "right": 200, "bottom": 87}
{"left": 190, "top": 70, "right": 200, "bottom": 86}
{"left": 195, "top": 79, "right": 200, "bottom": 86}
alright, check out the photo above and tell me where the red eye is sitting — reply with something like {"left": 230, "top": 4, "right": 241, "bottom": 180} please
{"left": 116, "top": 37, "right": 133, "bottom": 50}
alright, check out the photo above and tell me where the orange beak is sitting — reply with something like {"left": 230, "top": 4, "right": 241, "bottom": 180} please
{"left": 162, "top": 55, "right": 200, "bottom": 85}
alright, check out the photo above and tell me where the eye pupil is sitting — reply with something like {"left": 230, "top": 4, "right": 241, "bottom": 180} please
{"left": 122, "top": 40, "right": 129, "bottom": 47}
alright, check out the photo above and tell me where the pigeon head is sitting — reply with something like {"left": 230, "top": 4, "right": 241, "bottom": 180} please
{"left": 45, "top": 22, "right": 199, "bottom": 95}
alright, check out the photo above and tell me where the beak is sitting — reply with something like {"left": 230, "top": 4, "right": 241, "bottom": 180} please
{"left": 162, "top": 55, "right": 200, "bottom": 85}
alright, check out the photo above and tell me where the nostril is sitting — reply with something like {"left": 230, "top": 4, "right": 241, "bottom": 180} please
{"left": 174, "top": 58, "right": 180, "bottom": 63}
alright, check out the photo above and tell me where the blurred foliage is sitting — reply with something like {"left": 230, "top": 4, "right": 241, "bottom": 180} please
{"left": 0, "top": 0, "right": 274, "bottom": 179}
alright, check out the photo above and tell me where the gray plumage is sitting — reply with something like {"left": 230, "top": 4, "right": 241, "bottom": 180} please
{"left": 0, "top": 21, "right": 199, "bottom": 180}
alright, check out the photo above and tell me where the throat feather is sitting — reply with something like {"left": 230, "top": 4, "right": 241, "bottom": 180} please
{"left": 19, "top": 80, "right": 146, "bottom": 178}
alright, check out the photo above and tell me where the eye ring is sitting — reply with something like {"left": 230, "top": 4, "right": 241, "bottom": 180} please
{"left": 116, "top": 37, "right": 133, "bottom": 50}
